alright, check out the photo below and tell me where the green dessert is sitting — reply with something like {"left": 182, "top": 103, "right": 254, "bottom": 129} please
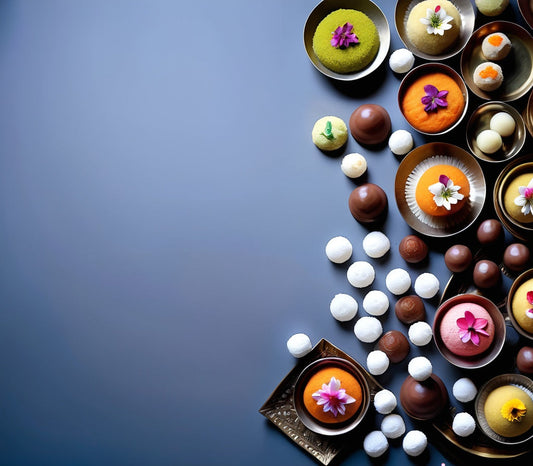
{"left": 312, "top": 9, "right": 380, "bottom": 74}
{"left": 312, "top": 116, "right": 348, "bottom": 151}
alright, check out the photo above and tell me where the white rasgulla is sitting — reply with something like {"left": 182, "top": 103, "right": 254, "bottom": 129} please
{"left": 330, "top": 294, "right": 358, "bottom": 322}
{"left": 414, "top": 273, "right": 440, "bottom": 299}
{"left": 490, "top": 111, "right": 515, "bottom": 137}
{"left": 354, "top": 316, "right": 383, "bottom": 343}
{"left": 408, "top": 356, "right": 432, "bottom": 381}
{"left": 408, "top": 321, "right": 433, "bottom": 346}
{"left": 388, "top": 129, "right": 414, "bottom": 156}
{"left": 452, "top": 412, "right": 476, "bottom": 437}
{"left": 389, "top": 48, "right": 415, "bottom": 74}
{"left": 341, "top": 153, "right": 367, "bottom": 178}
{"left": 476, "top": 129, "right": 502, "bottom": 154}
{"left": 347, "top": 261, "right": 375, "bottom": 288}
{"left": 402, "top": 430, "right": 427, "bottom": 457}
{"left": 363, "top": 290, "right": 389, "bottom": 316}
{"left": 381, "top": 414, "right": 406, "bottom": 439}
{"left": 367, "top": 350, "right": 390, "bottom": 375}
{"left": 453, "top": 378, "right": 477, "bottom": 403}
{"left": 362, "top": 231, "right": 390, "bottom": 258}
{"left": 286, "top": 333, "right": 312, "bottom": 358}
{"left": 385, "top": 268, "right": 411, "bottom": 295}
{"left": 374, "top": 389, "right": 397, "bottom": 414}
{"left": 363, "top": 430, "right": 389, "bottom": 458}
{"left": 325, "top": 236, "right": 353, "bottom": 264}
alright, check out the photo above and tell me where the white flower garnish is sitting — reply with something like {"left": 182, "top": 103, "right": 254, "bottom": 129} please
{"left": 420, "top": 5, "right": 454, "bottom": 36}
{"left": 428, "top": 174, "right": 464, "bottom": 210}
{"left": 514, "top": 177, "right": 533, "bottom": 216}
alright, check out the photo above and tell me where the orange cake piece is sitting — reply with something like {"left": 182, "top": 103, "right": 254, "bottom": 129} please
{"left": 415, "top": 164, "right": 470, "bottom": 216}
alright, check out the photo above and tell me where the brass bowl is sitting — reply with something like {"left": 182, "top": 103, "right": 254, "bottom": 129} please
{"left": 398, "top": 63, "right": 468, "bottom": 136}
{"left": 518, "top": 0, "right": 533, "bottom": 31}
{"left": 523, "top": 88, "right": 533, "bottom": 138}
{"left": 506, "top": 268, "right": 533, "bottom": 341}
{"left": 303, "top": 0, "right": 390, "bottom": 81}
{"left": 395, "top": 0, "right": 475, "bottom": 61}
{"left": 466, "top": 101, "right": 526, "bottom": 163}
{"left": 493, "top": 156, "right": 533, "bottom": 241}
{"left": 293, "top": 356, "right": 371, "bottom": 436}
{"left": 433, "top": 294, "right": 506, "bottom": 370}
{"left": 460, "top": 21, "right": 533, "bottom": 101}
{"left": 394, "top": 142, "right": 486, "bottom": 238}
{"left": 475, "top": 373, "right": 533, "bottom": 445}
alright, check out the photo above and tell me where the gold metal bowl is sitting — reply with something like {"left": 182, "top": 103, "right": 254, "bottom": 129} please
{"left": 433, "top": 294, "right": 506, "bottom": 370}
{"left": 466, "top": 101, "right": 526, "bottom": 163}
{"left": 394, "top": 0, "right": 475, "bottom": 61}
{"left": 460, "top": 21, "right": 533, "bottom": 101}
{"left": 475, "top": 373, "right": 533, "bottom": 445}
{"left": 518, "top": 0, "right": 533, "bottom": 31}
{"left": 523, "top": 88, "right": 533, "bottom": 138}
{"left": 303, "top": 0, "right": 390, "bottom": 81}
{"left": 506, "top": 268, "right": 533, "bottom": 341}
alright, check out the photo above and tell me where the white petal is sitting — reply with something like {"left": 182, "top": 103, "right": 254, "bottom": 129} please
{"left": 441, "top": 23, "right": 452, "bottom": 31}
{"left": 420, "top": 18, "right": 430, "bottom": 25}
{"left": 523, "top": 204, "right": 532, "bottom": 215}
{"left": 448, "top": 197, "right": 458, "bottom": 205}
{"left": 452, "top": 192, "right": 464, "bottom": 201}
{"left": 434, "top": 196, "right": 445, "bottom": 207}
{"left": 515, "top": 195, "right": 527, "bottom": 207}
{"left": 428, "top": 182, "right": 445, "bottom": 195}
{"left": 442, "top": 199, "right": 451, "bottom": 210}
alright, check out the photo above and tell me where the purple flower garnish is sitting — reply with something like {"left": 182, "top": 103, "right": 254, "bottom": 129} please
{"left": 311, "top": 376, "right": 356, "bottom": 417}
{"left": 456, "top": 310, "right": 489, "bottom": 346}
{"left": 421, "top": 84, "right": 449, "bottom": 112}
{"left": 331, "top": 22, "right": 359, "bottom": 48}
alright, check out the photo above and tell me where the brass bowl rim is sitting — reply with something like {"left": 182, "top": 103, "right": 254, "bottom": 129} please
{"left": 506, "top": 268, "right": 533, "bottom": 341}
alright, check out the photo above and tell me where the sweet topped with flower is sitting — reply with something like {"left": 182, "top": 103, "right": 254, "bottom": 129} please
{"left": 511, "top": 278, "right": 533, "bottom": 334}
{"left": 312, "top": 376, "right": 356, "bottom": 417}
{"left": 456, "top": 310, "right": 489, "bottom": 345}
{"left": 421, "top": 85, "right": 448, "bottom": 112}
{"left": 428, "top": 174, "right": 464, "bottom": 211}
{"left": 501, "top": 399, "right": 527, "bottom": 423}
{"left": 503, "top": 172, "right": 533, "bottom": 225}
{"left": 331, "top": 22, "right": 358, "bottom": 48}
{"left": 484, "top": 385, "right": 533, "bottom": 437}
{"left": 514, "top": 177, "right": 533, "bottom": 216}
{"left": 420, "top": 5, "right": 454, "bottom": 36}
{"left": 527, "top": 291, "right": 533, "bottom": 320}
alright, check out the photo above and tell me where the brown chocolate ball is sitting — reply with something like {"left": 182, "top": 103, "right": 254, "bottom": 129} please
{"left": 395, "top": 295, "right": 426, "bottom": 324}
{"left": 444, "top": 245, "right": 473, "bottom": 273}
{"left": 378, "top": 330, "right": 410, "bottom": 363}
{"left": 473, "top": 260, "right": 500, "bottom": 289}
{"left": 348, "top": 183, "right": 387, "bottom": 223}
{"left": 349, "top": 104, "right": 391, "bottom": 145}
{"left": 399, "top": 235, "right": 428, "bottom": 263}
{"left": 476, "top": 219, "right": 503, "bottom": 245}
{"left": 400, "top": 374, "right": 448, "bottom": 420}
{"left": 517, "top": 346, "right": 533, "bottom": 374}
{"left": 503, "top": 243, "right": 531, "bottom": 272}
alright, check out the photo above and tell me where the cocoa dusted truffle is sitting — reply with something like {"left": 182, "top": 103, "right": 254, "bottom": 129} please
{"left": 476, "top": 219, "right": 503, "bottom": 245}
{"left": 444, "top": 245, "right": 472, "bottom": 273}
{"left": 349, "top": 104, "right": 391, "bottom": 145}
{"left": 400, "top": 374, "right": 448, "bottom": 420}
{"left": 503, "top": 243, "right": 530, "bottom": 273}
{"left": 473, "top": 260, "right": 500, "bottom": 288}
{"left": 348, "top": 183, "right": 387, "bottom": 223}
{"left": 517, "top": 346, "right": 533, "bottom": 374}
{"left": 399, "top": 235, "right": 428, "bottom": 263}
{"left": 378, "top": 330, "right": 410, "bottom": 363}
{"left": 395, "top": 295, "right": 425, "bottom": 324}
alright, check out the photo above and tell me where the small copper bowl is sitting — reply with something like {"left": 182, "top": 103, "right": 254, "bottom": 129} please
{"left": 293, "top": 357, "right": 370, "bottom": 436}
{"left": 433, "top": 294, "right": 506, "bottom": 369}
{"left": 507, "top": 268, "right": 533, "bottom": 341}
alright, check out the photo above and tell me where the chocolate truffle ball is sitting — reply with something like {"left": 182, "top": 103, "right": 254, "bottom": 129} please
{"left": 400, "top": 374, "right": 448, "bottom": 420}
{"left": 399, "top": 235, "right": 428, "bottom": 263}
{"left": 503, "top": 243, "right": 531, "bottom": 272}
{"left": 378, "top": 330, "right": 410, "bottom": 363}
{"left": 395, "top": 295, "right": 426, "bottom": 324}
{"left": 476, "top": 219, "right": 503, "bottom": 245}
{"left": 349, "top": 104, "right": 391, "bottom": 145}
{"left": 348, "top": 183, "right": 387, "bottom": 223}
{"left": 517, "top": 346, "right": 533, "bottom": 374}
{"left": 473, "top": 260, "right": 500, "bottom": 288}
{"left": 444, "top": 245, "right": 472, "bottom": 273}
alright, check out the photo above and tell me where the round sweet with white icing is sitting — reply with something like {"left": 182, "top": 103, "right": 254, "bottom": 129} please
{"left": 452, "top": 412, "right": 476, "bottom": 437}
{"left": 325, "top": 236, "right": 353, "bottom": 264}
{"left": 385, "top": 268, "right": 411, "bottom": 295}
{"left": 389, "top": 48, "right": 415, "bottom": 74}
{"left": 490, "top": 111, "right": 515, "bottom": 137}
{"left": 388, "top": 129, "right": 414, "bottom": 156}
{"left": 381, "top": 414, "right": 406, "bottom": 439}
{"left": 408, "top": 356, "right": 432, "bottom": 381}
{"left": 402, "top": 430, "right": 427, "bottom": 457}
{"left": 363, "top": 290, "right": 389, "bottom": 316}
{"left": 286, "top": 333, "right": 312, "bottom": 358}
{"left": 354, "top": 316, "right": 383, "bottom": 343}
{"left": 363, "top": 431, "right": 389, "bottom": 458}
{"left": 362, "top": 231, "right": 390, "bottom": 258}
{"left": 367, "top": 350, "right": 390, "bottom": 375}
{"left": 341, "top": 153, "right": 368, "bottom": 178}
{"left": 476, "top": 129, "right": 502, "bottom": 154}
{"left": 329, "top": 294, "right": 358, "bottom": 321}
{"left": 414, "top": 273, "right": 440, "bottom": 299}
{"left": 452, "top": 378, "right": 477, "bottom": 403}
{"left": 347, "top": 261, "right": 375, "bottom": 288}
{"left": 374, "top": 389, "right": 397, "bottom": 414}
{"left": 408, "top": 321, "right": 433, "bottom": 346}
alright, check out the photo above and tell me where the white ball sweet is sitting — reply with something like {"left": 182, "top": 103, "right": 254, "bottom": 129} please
{"left": 325, "top": 236, "right": 353, "bottom": 264}
{"left": 341, "top": 153, "right": 367, "bottom": 178}
{"left": 385, "top": 268, "right": 411, "bottom": 295}
{"left": 362, "top": 231, "right": 390, "bottom": 258}
{"left": 408, "top": 321, "right": 433, "bottom": 346}
{"left": 367, "top": 350, "right": 389, "bottom": 375}
{"left": 476, "top": 129, "right": 502, "bottom": 154}
{"left": 347, "top": 261, "right": 375, "bottom": 288}
{"left": 453, "top": 378, "right": 478, "bottom": 403}
{"left": 408, "top": 356, "right": 432, "bottom": 381}
{"left": 402, "top": 430, "right": 427, "bottom": 457}
{"left": 363, "top": 290, "right": 389, "bottom": 316}
{"left": 374, "top": 389, "right": 397, "bottom": 414}
{"left": 363, "top": 430, "right": 389, "bottom": 458}
{"left": 330, "top": 294, "right": 358, "bottom": 321}
{"left": 452, "top": 412, "right": 476, "bottom": 437}
{"left": 286, "top": 333, "right": 312, "bottom": 358}
{"left": 354, "top": 316, "right": 383, "bottom": 343}
{"left": 414, "top": 273, "right": 440, "bottom": 299}
{"left": 388, "top": 129, "right": 414, "bottom": 156}
{"left": 490, "top": 111, "right": 515, "bottom": 137}
{"left": 389, "top": 48, "right": 415, "bottom": 74}
{"left": 381, "top": 414, "right": 406, "bottom": 439}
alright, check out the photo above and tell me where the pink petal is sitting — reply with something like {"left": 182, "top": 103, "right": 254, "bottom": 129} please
{"left": 473, "top": 318, "right": 488, "bottom": 330}
{"left": 456, "top": 317, "right": 469, "bottom": 330}
{"left": 464, "top": 311, "right": 475, "bottom": 327}
{"left": 439, "top": 174, "right": 450, "bottom": 186}
{"left": 476, "top": 328, "right": 489, "bottom": 337}
{"left": 527, "top": 291, "right": 533, "bottom": 305}
{"left": 470, "top": 332, "right": 480, "bottom": 346}
{"left": 435, "top": 5, "right": 441, "bottom": 12}
{"left": 460, "top": 330, "right": 471, "bottom": 343}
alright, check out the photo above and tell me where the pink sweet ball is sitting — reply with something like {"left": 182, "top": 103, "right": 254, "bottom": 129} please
{"left": 439, "top": 303, "right": 495, "bottom": 357}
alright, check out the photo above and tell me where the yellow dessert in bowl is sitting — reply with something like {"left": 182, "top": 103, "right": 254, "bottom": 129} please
{"left": 484, "top": 385, "right": 533, "bottom": 438}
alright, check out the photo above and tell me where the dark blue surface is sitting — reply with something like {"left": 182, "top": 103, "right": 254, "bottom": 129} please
{"left": 0, "top": 1, "right": 532, "bottom": 465}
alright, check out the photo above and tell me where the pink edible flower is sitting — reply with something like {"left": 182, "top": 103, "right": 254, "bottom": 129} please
{"left": 456, "top": 310, "right": 489, "bottom": 346}
{"left": 527, "top": 291, "right": 533, "bottom": 319}
{"left": 331, "top": 23, "right": 359, "bottom": 48}
{"left": 311, "top": 376, "right": 356, "bottom": 417}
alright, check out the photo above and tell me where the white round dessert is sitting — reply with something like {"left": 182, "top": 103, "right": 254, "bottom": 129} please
{"left": 476, "top": 129, "right": 502, "bottom": 154}
{"left": 408, "top": 356, "right": 432, "bottom": 381}
{"left": 347, "top": 261, "right": 375, "bottom": 288}
{"left": 363, "top": 290, "right": 389, "bottom": 316}
{"left": 389, "top": 48, "right": 415, "bottom": 74}
{"left": 403, "top": 430, "right": 427, "bottom": 457}
{"left": 473, "top": 62, "right": 503, "bottom": 92}
{"left": 381, "top": 414, "right": 406, "bottom": 439}
{"left": 374, "top": 389, "right": 397, "bottom": 414}
{"left": 490, "top": 111, "right": 515, "bottom": 137}
{"left": 329, "top": 294, "right": 358, "bottom": 322}
{"left": 452, "top": 412, "right": 476, "bottom": 437}
{"left": 408, "top": 321, "right": 433, "bottom": 346}
{"left": 325, "top": 236, "right": 353, "bottom": 264}
{"left": 354, "top": 316, "right": 383, "bottom": 343}
{"left": 341, "top": 153, "right": 367, "bottom": 178}
{"left": 364, "top": 431, "right": 389, "bottom": 458}
{"left": 286, "top": 333, "right": 312, "bottom": 358}
{"left": 362, "top": 231, "right": 390, "bottom": 258}
{"left": 414, "top": 273, "right": 439, "bottom": 299}
{"left": 482, "top": 32, "right": 511, "bottom": 61}
{"left": 452, "top": 378, "right": 477, "bottom": 403}
{"left": 388, "top": 129, "right": 414, "bottom": 156}
{"left": 367, "top": 350, "right": 390, "bottom": 375}
{"left": 385, "top": 268, "right": 411, "bottom": 295}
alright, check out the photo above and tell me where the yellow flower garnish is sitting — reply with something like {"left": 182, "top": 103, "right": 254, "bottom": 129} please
{"left": 501, "top": 398, "right": 527, "bottom": 422}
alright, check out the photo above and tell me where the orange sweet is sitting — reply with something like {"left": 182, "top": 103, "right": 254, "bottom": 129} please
{"left": 302, "top": 366, "right": 363, "bottom": 424}
{"left": 415, "top": 164, "right": 470, "bottom": 217}
{"left": 488, "top": 35, "right": 503, "bottom": 47}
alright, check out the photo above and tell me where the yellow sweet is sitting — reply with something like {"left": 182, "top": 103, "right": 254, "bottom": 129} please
{"left": 484, "top": 385, "right": 533, "bottom": 437}
{"left": 512, "top": 278, "right": 533, "bottom": 334}
{"left": 503, "top": 173, "right": 533, "bottom": 225}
